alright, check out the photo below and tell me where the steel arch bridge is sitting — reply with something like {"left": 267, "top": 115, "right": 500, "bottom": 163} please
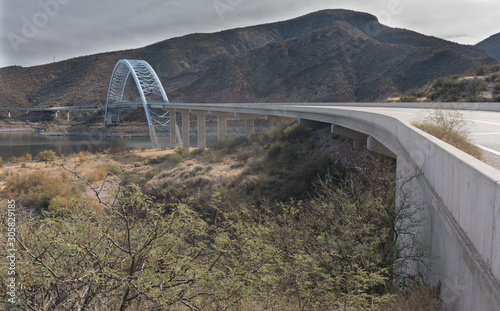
{"left": 104, "top": 59, "right": 169, "bottom": 149}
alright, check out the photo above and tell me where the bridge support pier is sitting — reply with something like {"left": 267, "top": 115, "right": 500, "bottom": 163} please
{"left": 181, "top": 111, "right": 190, "bottom": 150}
{"left": 245, "top": 119, "right": 254, "bottom": 137}
{"left": 55, "top": 111, "right": 59, "bottom": 118}
{"left": 367, "top": 136, "right": 396, "bottom": 158}
{"left": 211, "top": 112, "right": 233, "bottom": 141}
{"left": 8, "top": 111, "right": 11, "bottom": 118}
{"left": 331, "top": 124, "right": 368, "bottom": 150}
{"left": 67, "top": 112, "right": 70, "bottom": 121}
{"left": 197, "top": 113, "right": 207, "bottom": 150}
{"left": 218, "top": 116, "right": 228, "bottom": 141}
{"left": 168, "top": 110, "right": 182, "bottom": 148}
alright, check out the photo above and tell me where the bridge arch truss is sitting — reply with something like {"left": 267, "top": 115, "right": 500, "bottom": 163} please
{"left": 104, "top": 59, "right": 169, "bottom": 149}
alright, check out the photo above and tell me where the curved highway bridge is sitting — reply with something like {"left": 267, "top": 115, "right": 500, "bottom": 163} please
{"left": 103, "top": 60, "right": 500, "bottom": 310}
{"left": 3, "top": 59, "right": 500, "bottom": 310}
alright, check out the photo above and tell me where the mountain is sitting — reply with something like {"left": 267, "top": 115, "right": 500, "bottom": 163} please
{"left": 477, "top": 32, "right": 500, "bottom": 60}
{"left": 0, "top": 9, "right": 497, "bottom": 109}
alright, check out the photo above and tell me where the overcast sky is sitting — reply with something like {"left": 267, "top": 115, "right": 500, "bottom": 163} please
{"left": 1, "top": 0, "right": 499, "bottom": 68}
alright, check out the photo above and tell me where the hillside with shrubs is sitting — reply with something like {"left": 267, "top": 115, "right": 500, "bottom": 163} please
{"left": 0, "top": 124, "right": 445, "bottom": 310}
{"left": 394, "top": 64, "right": 500, "bottom": 103}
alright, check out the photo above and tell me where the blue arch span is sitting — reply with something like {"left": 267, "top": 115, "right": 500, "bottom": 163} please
{"left": 104, "top": 60, "right": 169, "bottom": 149}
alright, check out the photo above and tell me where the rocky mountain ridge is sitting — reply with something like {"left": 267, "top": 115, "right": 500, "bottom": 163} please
{"left": 0, "top": 9, "right": 497, "bottom": 110}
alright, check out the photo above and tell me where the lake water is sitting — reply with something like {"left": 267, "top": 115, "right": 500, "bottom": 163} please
{"left": 0, "top": 133, "right": 158, "bottom": 159}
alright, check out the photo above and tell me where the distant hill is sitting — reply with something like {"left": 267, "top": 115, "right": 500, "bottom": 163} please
{"left": 477, "top": 32, "right": 500, "bottom": 60}
{"left": 0, "top": 9, "right": 497, "bottom": 109}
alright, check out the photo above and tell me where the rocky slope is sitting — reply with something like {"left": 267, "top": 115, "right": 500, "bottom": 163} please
{"left": 0, "top": 9, "right": 496, "bottom": 109}
{"left": 477, "top": 32, "right": 500, "bottom": 60}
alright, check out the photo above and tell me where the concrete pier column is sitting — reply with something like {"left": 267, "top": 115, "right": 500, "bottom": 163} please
{"left": 169, "top": 110, "right": 183, "bottom": 148}
{"left": 169, "top": 110, "right": 177, "bottom": 148}
{"left": 197, "top": 113, "right": 206, "bottom": 150}
{"left": 218, "top": 116, "right": 228, "bottom": 141}
{"left": 55, "top": 111, "right": 59, "bottom": 118}
{"left": 331, "top": 124, "right": 368, "bottom": 150}
{"left": 8, "top": 111, "right": 11, "bottom": 118}
{"left": 367, "top": 136, "right": 396, "bottom": 158}
{"left": 245, "top": 119, "right": 255, "bottom": 137}
{"left": 181, "top": 111, "right": 190, "bottom": 150}
{"left": 67, "top": 112, "right": 70, "bottom": 121}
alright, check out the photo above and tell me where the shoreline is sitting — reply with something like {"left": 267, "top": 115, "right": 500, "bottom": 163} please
{"left": 0, "top": 128, "right": 37, "bottom": 133}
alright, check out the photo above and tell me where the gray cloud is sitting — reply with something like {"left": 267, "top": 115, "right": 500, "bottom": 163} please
{"left": 1, "top": 0, "right": 499, "bottom": 68}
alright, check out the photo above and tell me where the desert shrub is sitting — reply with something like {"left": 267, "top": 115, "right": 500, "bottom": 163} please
{"left": 470, "top": 78, "right": 488, "bottom": 96}
{"left": 87, "top": 165, "right": 108, "bottom": 183}
{"left": 25, "top": 153, "right": 33, "bottom": 162}
{"left": 267, "top": 141, "right": 284, "bottom": 159}
{"left": 190, "top": 148, "right": 204, "bottom": 156}
{"left": 212, "top": 136, "right": 239, "bottom": 150}
{"left": 76, "top": 151, "right": 87, "bottom": 162}
{"left": 494, "top": 82, "right": 500, "bottom": 93}
{"left": 11, "top": 156, "right": 26, "bottom": 163}
{"left": 283, "top": 123, "right": 311, "bottom": 142}
{"left": 171, "top": 147, "right": 188, "bottom": 157}
{"left": 108, "top": 146, "right": 127, "bottom": 154}
{"left": 35, "top": 150, "right": 57, "bottom": 162}
{"left": 412, "top": 106, "right": 482, "bottom": 159}
{"left": 0, "top": 156, "right": 4, "bottom": 168}
{"left": 431, "top": 78, "right": 472, "bottom": 101}
{"left": 476, "top": 66, "right": 489, "bottom": 76}
{"left": 104, "top": 163, "right": 121, "bottom": 175}
{"left": 144, "top": 156, "right": 165, "bottom": 165}
{"left": 6, "top": 171, "right": 81, "bottom": 211}
{"left": 386, "top": 279, "right": 445, "bottom": 311}
{"left": 399, "top": 95, "right": 418, "bottom": 102}
{"left": 202, "top": 150, "right": 223, "bottom": 163}
{"left": 167, "top": 153, "right": 186, "bottom": 164}
{"left": 49, "top": 195, "right": 77, "bottom": 214}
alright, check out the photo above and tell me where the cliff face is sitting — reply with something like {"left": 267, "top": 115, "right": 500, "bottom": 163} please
{"left": 0, "top": 9, "right": 496, "bottom": 108}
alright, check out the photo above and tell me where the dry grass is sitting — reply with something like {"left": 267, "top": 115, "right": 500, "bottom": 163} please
{"left": 386, "top": 281, "right": 449, "bottom": 311}
{"left": 413, "top": 121, "right": 483, "bottom": 159}
{"left": 412, "top": 106, "right": 482, "bottom": 160}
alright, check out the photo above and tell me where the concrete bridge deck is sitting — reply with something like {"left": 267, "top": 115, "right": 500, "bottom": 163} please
{"left": 158, "top": 101, "right": 500, "bottom": 310}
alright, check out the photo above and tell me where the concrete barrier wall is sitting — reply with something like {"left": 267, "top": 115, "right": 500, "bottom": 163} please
{"left": 163, "top": 103, "right": 500, "bottom": 310}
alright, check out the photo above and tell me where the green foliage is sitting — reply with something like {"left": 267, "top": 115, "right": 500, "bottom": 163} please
{"left": 35, "top": 150, "right": 57, "bottom": 162}
{"left": 494, "top": 82, "right": 500, "bottom": 93}
{"left": 398, "top": 95, "right": 418, "bottom": 102}
{"left": 108, "top": 146, "right": 128, "bottom": 154}
{"left": 0, "top": 125, "right": 438, "bottom": 310}
{"left": 5, "top": 171, "right": 81, "bottom": 211}
{"left": 104, "top": 163, "right": 121, "bottom": 175}
{"left": 476, "top": 66, "right": 489, "bottom": 76}
{"left": 202, "top": 149, "right": 223, "bottom": 163}
{"left": 212, "top": 135, "right": 250, "bottom": 151}
{"left": 283, "top": 123, "right": 311, "bottom": 142}
{"left": 144, "top": 152, "right": 186, "bottom": 165}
